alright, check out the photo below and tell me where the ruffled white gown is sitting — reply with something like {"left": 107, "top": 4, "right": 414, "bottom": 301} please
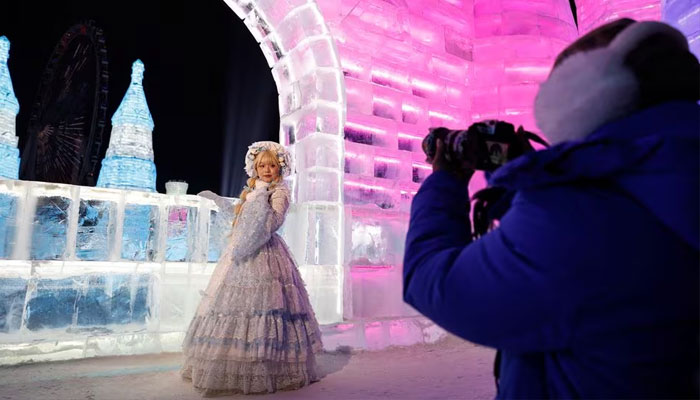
{"left": 181, "top": 182, "right": 323, "bottom": 395}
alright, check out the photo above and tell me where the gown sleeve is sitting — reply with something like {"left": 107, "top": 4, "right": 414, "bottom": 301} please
{"left": 229, "top": 184, "right": 290, "bottom": 260}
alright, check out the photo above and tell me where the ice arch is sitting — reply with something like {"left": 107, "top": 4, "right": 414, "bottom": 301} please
{"left": 222, "top": 0, "right": 347, "bottom": 324}
{"left": 223, "top": 0, "right": 580, "bottom": 323}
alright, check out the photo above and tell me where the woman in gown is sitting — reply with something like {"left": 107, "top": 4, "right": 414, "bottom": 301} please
{"left": 181, "top": 141, "right": 323, "bottom": 396}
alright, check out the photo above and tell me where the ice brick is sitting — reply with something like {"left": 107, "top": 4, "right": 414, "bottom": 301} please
{"left": 295, "top": 133, "right": 343, "bottom": 171}
{"left": 0, "top": 193, "right": 17, "bottom": 258}
{"left": 297, "top": 263, "right": 343, "bottom": 324}
{"left": 165, "top": 206, "right": 198, "bottom": 262}
{"left": 401, "top": 95, "right": 429, "bottom": 125}
{"left": 344, "top": 141, "right": 374, "bottom": 176}
{"left": 351, "top": 266, "right": 412, "bottom": 318}
{"left": 372, "top": 84, "right": 403, "bottom": 121}
{"left": 397, "top": 123, "right": 427, "bottom": 153}
{"left": 31, "top": 196, "right": 71, "bottom": 260}
{"left": 301, "top": 203, "right": 342, "bottom": 266}
{"left": 344, "top": 174, "right": 400, "bottom": 210}
{"left": 0, "top": 277, "right": 25, "bottom": 332}
{"left": 24, "top": 274, "right": 150, "bottom": 330}
{"left": 345, "top": 113, "right": 397, "bottom": 149}
{"left": 76, "top": 200, "right": 117, "bottom": 261}
{"left": 121, "top": 204, "right": 159, "bottom": 262}
{"left": 297, "top": 168, "right": 342, "bottom": 203}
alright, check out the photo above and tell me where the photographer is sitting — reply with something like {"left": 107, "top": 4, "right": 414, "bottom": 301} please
{"left": 403, "top": 19, "right": 699, "bottom": 399}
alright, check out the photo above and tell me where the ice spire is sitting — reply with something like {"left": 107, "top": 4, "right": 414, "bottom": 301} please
{"left": 0, "top": 36, "right": 21, "bottom": 179}
{"left": 97, "top": 59, "right": 157, "bottom": 191}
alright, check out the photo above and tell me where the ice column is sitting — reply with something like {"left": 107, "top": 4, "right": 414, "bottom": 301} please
{"left": 97, "top": 60, "right": 157, "bottom": 192}
{"left": 663, "top": 0, "right": 700, "bottom": 57}
{"left": 576, "top": 0, "right": 661, "bottom": 35}
{"left": 0, "top": 36, "right": 20, "bottom": 180}
{"left": 224, "top": 0, "right": 347, "bottom": 324}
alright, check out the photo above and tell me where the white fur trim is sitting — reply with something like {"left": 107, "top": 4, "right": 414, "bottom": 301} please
{"left": 534, "top": 21, "right": 689, "bottom": 145}
{"left": 535, "top": 48, "right": 638, "bottom": 145}
{"left": 610, "top": 21, "right": 688, "bottom": 54}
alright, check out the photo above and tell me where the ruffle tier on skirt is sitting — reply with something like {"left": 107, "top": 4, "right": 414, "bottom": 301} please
{"left": 181, "top": 234, "right": 323, "bottom": 395}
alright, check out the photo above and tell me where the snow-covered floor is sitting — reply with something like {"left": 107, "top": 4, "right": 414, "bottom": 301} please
{"left": 0, "top": 335, "right": 496, "bottom": 400}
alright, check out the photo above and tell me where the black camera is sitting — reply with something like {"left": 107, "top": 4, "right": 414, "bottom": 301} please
{"left": 422, "top": 120, "right": 548, "bottom": 172}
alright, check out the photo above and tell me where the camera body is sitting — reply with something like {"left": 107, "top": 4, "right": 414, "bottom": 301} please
{"left": 422, "top": 120, "right": 538, "bottom": 172}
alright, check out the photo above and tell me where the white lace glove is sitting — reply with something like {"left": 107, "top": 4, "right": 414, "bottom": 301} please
{"left": 198, "top": 190, "right": 230, "bottom": 210}
{"left": 246, "top": 181, "right": 270, "bottom": 202}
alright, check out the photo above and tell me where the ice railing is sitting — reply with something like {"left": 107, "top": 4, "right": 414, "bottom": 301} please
{"left": 0, "top": 179, "right": 242, "bottom": 363}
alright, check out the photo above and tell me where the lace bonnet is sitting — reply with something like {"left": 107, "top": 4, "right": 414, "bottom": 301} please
{"left": 244, "top": 141, "right": 293, "bottom": 178}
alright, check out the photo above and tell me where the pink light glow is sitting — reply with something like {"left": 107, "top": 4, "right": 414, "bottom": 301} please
{"left": 412, "top": 163, "right": 431, "bottom": 171}
{"left": 411, "top": 75, "right": 442, "bottom": 95}
{"left": 374, "top": 156, "right": 400, "bottom": 164}
{"left": 373, "top": 96, "right": 398, "bottom": 107}
{"left": 345, "top": 120, "right": 388, "bottom": 136}
{"left": 401, "top": 103, "right": 420, "bottom": 114}
{"left": 352, "top": 264, "right": 394, "bottom": 270}
{"left": 428, "top": 109, "right": 458, "bottom": 122}
{"left": 344, "top": 180, "right": 388, "bottom": 192}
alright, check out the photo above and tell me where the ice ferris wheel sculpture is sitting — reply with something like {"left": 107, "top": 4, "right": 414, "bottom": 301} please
{"left": 0, "top": 36, "right": 20, "bottom": 180}
{"left": 97, "top": 60, "right": 157, "bottom": 192}
{"left": 20, "top": 21, "right": 109, "bottom": 186}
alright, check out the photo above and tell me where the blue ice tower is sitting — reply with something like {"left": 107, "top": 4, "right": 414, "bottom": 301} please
{"left": 0, "top": 36, "right": 20, "bottom": 180}
{"left": 97, "top": 60, "right": 157, "bottom": 191}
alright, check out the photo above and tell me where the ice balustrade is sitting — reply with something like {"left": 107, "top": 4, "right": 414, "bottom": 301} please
{"left": 0, "top": 180, "right": 220, "bottom": 363}
{"left": 0, "top": 178, "right": 349, "bottom": 364}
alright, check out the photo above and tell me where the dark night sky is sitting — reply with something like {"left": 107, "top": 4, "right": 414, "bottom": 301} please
{"left": 0, "top": 0, "right": 279, "bottom": 196}
{"left": 0, "top": 1, "right": 578, "bottom": 195}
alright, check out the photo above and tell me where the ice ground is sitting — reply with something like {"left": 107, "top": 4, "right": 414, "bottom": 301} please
{"left": 0, "top": 335, "right": 496, "bottom": 400}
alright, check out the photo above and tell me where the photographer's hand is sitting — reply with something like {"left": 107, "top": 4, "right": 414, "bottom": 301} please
{"left": 430, "top": 139, "right": 474, "bottom": 183}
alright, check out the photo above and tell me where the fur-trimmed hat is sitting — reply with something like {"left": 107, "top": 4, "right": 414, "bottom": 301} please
{"left": 535, "top": 20, "right": 699, "bottom": 145}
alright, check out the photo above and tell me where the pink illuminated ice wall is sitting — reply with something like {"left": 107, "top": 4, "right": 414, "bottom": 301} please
{"left": 223, "top": 0, "right": 679, "bottom": 325}
{"left": 314, "top": 0, "right": 577, "bottom": 319}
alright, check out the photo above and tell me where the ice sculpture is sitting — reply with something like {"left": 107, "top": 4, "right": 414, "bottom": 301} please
{"left": 0, "top": 36, "right": 20, "bottom": 180}
{"left": 97, "top": 60, "right": 157, "bottom": 192}
{"left": 0, "top": 178, "right": 229, "bottom": 364}
{"left": 663, "top": 0, "right": 700, "bottom": 57}
{"left": 2, "top": 0, "right": 680, "bottom": 365}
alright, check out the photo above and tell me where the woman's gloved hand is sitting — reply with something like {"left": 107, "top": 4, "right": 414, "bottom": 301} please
{"left": 197, "top": 190, "right": 230, "bottom": 209}
{"left": 245, "top": 181, "right": 271, "bottom": 202}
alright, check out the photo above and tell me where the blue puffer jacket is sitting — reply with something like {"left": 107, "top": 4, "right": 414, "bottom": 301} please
{"left": 403, "top": 101, "right": 699, "bottom": 399}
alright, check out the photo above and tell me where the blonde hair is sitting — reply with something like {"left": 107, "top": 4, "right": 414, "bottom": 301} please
{"left": 233, "top": 150, "right": 282, "bottom": 223}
